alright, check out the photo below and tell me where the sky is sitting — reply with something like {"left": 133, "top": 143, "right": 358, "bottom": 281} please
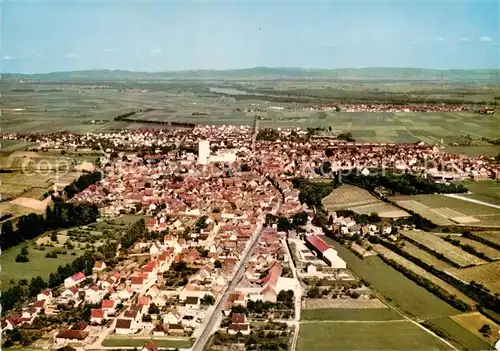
{"left": 2, "top": 0, "right": 499, "bottom": 73}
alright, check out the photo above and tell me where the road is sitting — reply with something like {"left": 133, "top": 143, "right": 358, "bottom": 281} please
{"left": 191, "top": 197, "right": 282, "bottom": 351}
{"left": 280, "top": 238, "right": 302, "bottom": 351}
{"left": 443, "top": 193, "right": 500, "bottom": 210}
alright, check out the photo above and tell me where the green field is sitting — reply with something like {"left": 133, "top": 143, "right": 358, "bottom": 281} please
{"left": 444, "top": 145, "right": 500, "bottom": 158}
{"left": 324, "top": 237, "right": 459, "bottom": 319}
{"left": 393, "top": 194, "right": 500, "bottom": 227}
{"left": 0, "top": 241, "right": 82, "bottom": 288}
{"left": 102, "top": 336, "right": 194, "bottom": 348}
{"left": 301, "top": 308, "right": 403, "bottom": 321}
{"left": 426, "top": 316, "right": 491, "bottom": 351}
{"left": 2, "top": 80, "right": 499, "bottom": 144}
{"left": 297, "top": 321, "right": 449, "bottom": 351}
{"left": 462, "top": 180, "right": 500, "bottom": 206}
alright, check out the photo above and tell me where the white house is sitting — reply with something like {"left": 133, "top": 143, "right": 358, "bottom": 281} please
{"left": 37, "top": 289, "right": 53, "bottom": 302}
{"left": 62, "top": 287, "right": 80, "bottom": 300}
{"left": 115, "top": 319, "right": 135, "bottom": 335}
{"left": 118, "top": 287, "right": 134, "bottom": 300}
{"left": 64, "top": 272, "right": 86, "bottom": 288}
{"left": 91, "top": 309, "right": 105, "bottom": 324}
{"left": 163, "top": 310, "right": 181, "bottom": 325}
{"left": 85, "top": 285, "right": 104, "bottom": 304}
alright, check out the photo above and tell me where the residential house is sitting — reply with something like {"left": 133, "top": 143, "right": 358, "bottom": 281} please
{"left": 185, "top": 296, "right": 200, "bottom": 310}
{"left": 90, "top": 309, "right": 105, "bottom": 324}
{"left": 152, "top": 324, "right": 169, "bottom": 336}
{"left": 227, "top": 323, "right": 250, "bottom": 335}
{"left": 85, "top": 285, "right": 103, "bottom": 304}
{"left": 163, "top": 309, "right": 181, "bottom": 325}
{"left": 115, "top": 319, "right": 134, "bottom": 335}
{"left": 166, "top": 323, "right": 185, "bottom": 335}
{"left": 149, "top": 241, "right": 163, "bottom": 257}
{"left": 37, "top": 289, "right": 53, "bottom": 302}
{"left": 54, "top": 330, "right": 89, "bottom": 345}
{"left": 64, "top": 272, "right": 86, "bottom": 288}
{"left": 32, "top": 300, "right": 45, "bottom": 313}
{"left": 61, "top": 287, "right": 79, "bottom": 300}
{"left": 101, "top": 299, "right": 117, "bottom": 317}
{"left": 118, "top": 287, "right": 134, "bottom": 300}
{"left": 93, "top": 261, "right": 107, "bottom": 272}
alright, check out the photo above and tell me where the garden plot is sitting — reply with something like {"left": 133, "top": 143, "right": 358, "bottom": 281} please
{"left": 322, "top": 185, "right": 380, "bottom": 210}
{"left": 374, "top": 244, "right": 476, "bottom": 307}
{"left": 350, "top": 202, "right": 409, "bottom": 218}
{"left": 396, "top": 200, "right": 454, "bottom": 225}
{"left": 304, "top": 298, "right": 387, "bottom": 310}
{"left": 446, "top": 261, "right": 500, "bottom": 294}
{"left": 455, "top": 237, "right": 500, "bottom": 260}
{"left": 401, "top": 230, "right": 486, "bottom": 267}
{"left": 401, "top": 240, "right": 453, "bottom": 270}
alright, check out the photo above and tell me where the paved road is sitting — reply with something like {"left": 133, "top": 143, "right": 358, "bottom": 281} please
{"left": 443, "top": 193, "right": 500, "bottom": 210}
{"left": 280, "top": 238, "right": 302, "bottom": 351}
{"left": 191, "top": 199, "right": 281, "bottom": 351}
{"left": 191, "top": 221, "right": 264, "bottom": 351}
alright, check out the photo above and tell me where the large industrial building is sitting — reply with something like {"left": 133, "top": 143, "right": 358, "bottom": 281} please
{"left": 305, "top": 235, "right": 346, "bottom": 269}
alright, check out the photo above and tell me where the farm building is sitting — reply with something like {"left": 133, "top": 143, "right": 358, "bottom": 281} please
{"left": 305, "top": 235, "right": 346, "bottom": 269}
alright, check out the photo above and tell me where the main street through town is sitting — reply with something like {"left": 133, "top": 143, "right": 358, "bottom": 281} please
{"left": 191, "top": 197, "right": 282, "bottom": 351}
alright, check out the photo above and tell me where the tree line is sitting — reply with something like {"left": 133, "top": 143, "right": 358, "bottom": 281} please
{"left": 119, "top": 218, "right": 146, "bottom": 250}
{"left": 340, "top": 171, "right": 468, "bottom": 196}
{"left": 64, "top": 171, "right": 102, "bottom": 199}
{"left": 0, "top": 202, "right": 99, "bottom": 252}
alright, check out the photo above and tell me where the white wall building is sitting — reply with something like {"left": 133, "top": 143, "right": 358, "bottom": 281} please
{"left": 198, "top": 140, "right": 210, "bottom": 165}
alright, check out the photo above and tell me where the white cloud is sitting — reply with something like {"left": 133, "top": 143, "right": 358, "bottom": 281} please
{"left": 460, "top": 37, "right": 469, "bottom": 42}
{"left": 148, "top": 48, "right": 163, "bottom": 55}
{"left": 3, "top": 55, "right": 12, "bottom": 60}
{"left": 480, "top": 36, "right": 492, "bottom": 42}
{"left": 104, "top": 48, "right": 114, "bottom": 53}
{"left": 64, "top": 52, "right": 77, "bottom": 59}
{"left": 434, "top": 36, "right": 444, "bottom": 41}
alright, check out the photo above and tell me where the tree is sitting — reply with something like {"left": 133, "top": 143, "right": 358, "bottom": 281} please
{"left": 325, "top": 149, "right": 334, "bottom": 158}
{"left": 148, "top": 303, "right": 160, "bottom": 315}
{"left": 50, "top": 232, "right": 58, "bottom": 242}
{"left": 479, "top": 324, "right": 492, "bottom": 336}
{"left": 337, "top": 132, "right": 354, "bottom": 142}
{"left": 240, "top": 163, "right": 251, "bottom": 172}
{"left": 201, "top": 294, "right": 215, "bottom": 306}
{"left": 214, "top": 260, "right": 222, "bottom": 269}
{"left": 292, "top": 212, "right": 308, "bottom": 226}
{"left": 307, "top": 286, "right": 320, "bottom": 298}
{"left": 28, "top": 276, "right": 47, "bottom": 297}
{"left": 142, "top": 314, "right": 152, "bottom": 322}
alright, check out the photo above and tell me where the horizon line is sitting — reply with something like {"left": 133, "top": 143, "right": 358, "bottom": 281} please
{"left": 3, "top": 66, "right": 500, "bottom": 76}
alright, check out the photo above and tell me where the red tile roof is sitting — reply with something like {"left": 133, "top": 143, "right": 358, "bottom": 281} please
{"left": 306, "top": 235, "right": 330, "bottom": 253}
{"left": 71, "top": 272, "right": 86, "bottom": 281}
{"left": 56, "top": 330, "right": 89, "bottom": 340}
{"left": 91, "top": 309, "right": 105, "bottom": 318}
{"left": 131, "top": 276, "right": 144, "bottom": 285}
{"left": 101, "top": 300, "right": 116, "bottom": 309}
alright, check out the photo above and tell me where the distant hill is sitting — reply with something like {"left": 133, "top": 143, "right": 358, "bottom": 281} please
{"left": 3, "top": 67, "right": 500, "bottom": 82}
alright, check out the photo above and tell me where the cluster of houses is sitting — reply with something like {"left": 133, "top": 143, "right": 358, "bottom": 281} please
{"left": 4, "top": 122, "right": 500, "bottom": 182}
{"left": 301, "top": 103, "right": 476, "bottom": 113}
